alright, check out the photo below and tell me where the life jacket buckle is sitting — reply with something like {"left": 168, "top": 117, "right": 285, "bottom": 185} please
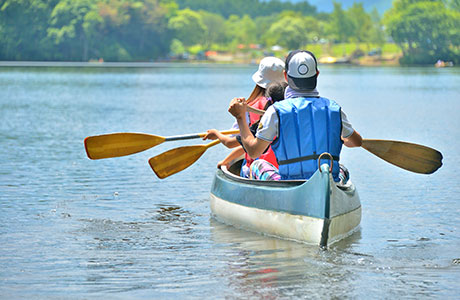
{"left": 318, "top": 152, "right": 333, "bottom": 173}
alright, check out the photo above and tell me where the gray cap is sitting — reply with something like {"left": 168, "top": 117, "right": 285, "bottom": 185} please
{"left": 285, "top": 50, "right": 318, "bottom": 91}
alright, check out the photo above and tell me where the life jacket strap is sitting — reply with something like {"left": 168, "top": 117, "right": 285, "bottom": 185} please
{"left": 278, "top": 154, "right": 340, "bottom": 166}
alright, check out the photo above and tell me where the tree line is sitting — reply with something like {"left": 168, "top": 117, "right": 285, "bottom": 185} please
{"left": 0, "top": 0, "right": 458, "bottom": 64}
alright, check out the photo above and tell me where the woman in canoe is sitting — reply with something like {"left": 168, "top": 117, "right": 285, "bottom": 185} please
{"left": 203, "top": 56, "right": 285, "bottom": 178}
{"left": 229, "top": 50, "right": 363, "bottom": 183}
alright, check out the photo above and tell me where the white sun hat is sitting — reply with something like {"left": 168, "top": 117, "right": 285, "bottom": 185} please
{"left": 251, "top": 56, "right": 285, "bottom": 89}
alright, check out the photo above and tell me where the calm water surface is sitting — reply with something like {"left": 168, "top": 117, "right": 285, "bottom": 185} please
{"left": 0, "top": 64, "right": 459, "bottom": 299}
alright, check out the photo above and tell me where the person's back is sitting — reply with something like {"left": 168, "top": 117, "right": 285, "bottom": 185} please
{"left": 271, "top": 96, "right": 342, "bottom": 180}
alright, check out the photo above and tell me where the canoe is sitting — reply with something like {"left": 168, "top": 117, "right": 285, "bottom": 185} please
{"left": 209, "top": 159, "right": 361, "bottom": 247}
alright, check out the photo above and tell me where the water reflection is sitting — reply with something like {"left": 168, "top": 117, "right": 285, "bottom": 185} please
{"left": 209, "top": 218, "right": 367, "bottom": 298}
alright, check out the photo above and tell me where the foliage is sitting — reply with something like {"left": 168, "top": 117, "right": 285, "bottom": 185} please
{"left": 384, "top": 0, "right": 460, "bottom": 64}
{"left": 327, "top": 2, "right": 354, "bottom": 43}
{"left": 368, "top": 8, "right": 386, "bottom": 47}
{"left": 198, "top": 10, "right": 226, "bottom": 47}
{"left": 0, "top": 0, "right": 59, "bottom": 60}
{"left": 0, "top": 0, "right": 457, "bottom": 64}
{"left": 170, "top": 38, "right": 185, "bottom": 56}
{"left": 168, "top": 8, "right": 206, "bottom": 47}
{"left": 47, "top": 0, "right": 98, "bottom": 60}
{"left": 175, "top": 0, "right": 316, "bottom": 18}
{"left": 224, "top": 15, "right": 256, "bottom": 46}
{"left": 265, "top": 15, "right": 310, "bottom": 49}
{"left": 348, "top": 3, "right": 372, "bottom": 45}
{"left": 0, "top": 0, "right": 175, "bottom": 61}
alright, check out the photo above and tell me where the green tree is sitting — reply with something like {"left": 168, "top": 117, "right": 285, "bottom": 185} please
{"left": 170, "top": 38, "right": 185, "bottom": 56}
{"left": 225, "top": 14, "right": 256, "bottom": 46}
{"left": 369, "top": 8, "right": 386, "bottom": 48}
{"left": 198, "top": 10, "right": 226, "bottom": 47}
{"left": 303, "top": 15, "right": 321, "bottom": 43}
{"left": 327, "top": 2, "right": 354, "bottom": 43}
{"left": 47, "top": 0, "right": 100, "bottom": 61}
{"left": 384, "top": 0, "right": 460, "bottom": 64}
{"left": 168, "top": 8, "right": 206, "bottom": 46}
{"left": 0, "top": 0, "right": 58, "bottom": 60}
{"left": 97, "top": 0, "right": 176, "bottom": 61}
{"left": 265, "top": 15, "right": 306, "bottom": 50}
{"left": 254, "top": 14, "right": 275, "bottom": 45}
{"left": 0, "top": 0, "right": 175, "bottom": 61}
{"left": 347, "top": 3, "right": 372, "bottom": 47}
{"left": 175, "top": 0, "right": 316, "bottom": 19}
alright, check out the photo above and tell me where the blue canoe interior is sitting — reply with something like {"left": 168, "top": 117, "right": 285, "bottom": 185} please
{"left": 209, "top": 159, "right": 362, "bottom": 247}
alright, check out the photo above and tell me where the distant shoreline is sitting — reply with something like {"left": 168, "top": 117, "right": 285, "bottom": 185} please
{"left": 0, "top": 61, "right": 254, "bottom": 68}
{"left": 0, "top": 59, "right": 453, "bottom": 68}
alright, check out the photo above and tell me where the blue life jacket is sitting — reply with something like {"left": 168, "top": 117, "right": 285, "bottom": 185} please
{"left": 271, "top": 97, "right": 343, "bottom": 181}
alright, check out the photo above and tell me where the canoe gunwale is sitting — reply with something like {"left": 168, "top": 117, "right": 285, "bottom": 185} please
{"left": 220, "top": 165, "right": 307, "bottom": 187}
{"left": 220, "top": 163, "right": 357, "bottom": 196}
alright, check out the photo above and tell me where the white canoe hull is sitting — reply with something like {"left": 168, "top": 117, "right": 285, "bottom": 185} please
{"left": 210, "top": 194, "right": 361, "bottom": 246}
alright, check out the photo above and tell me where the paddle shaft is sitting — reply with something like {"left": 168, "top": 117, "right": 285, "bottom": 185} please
{"left": 246, "top": 105, "right": 264, "bottom": 115}
{"left": 204, "top": 140, "right": 221, "bottom": 148}
{"left": 164, "top": 130, "right": 238, "bottom": 142}
{"left": 149, "top": 139, "right": 221, "bottom": 179}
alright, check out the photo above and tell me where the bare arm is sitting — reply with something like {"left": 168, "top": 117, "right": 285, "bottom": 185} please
{"left": 217, "top": 146, "right": 245, "bottom": 168}
{"left": 228, "top": 98, "right": 270, "bottom": 159}
{"left": 203, "top": 129, "right": 240, "bottom": 148}
{"left": 342, "top": 130, "right": 363, "bottom": 147}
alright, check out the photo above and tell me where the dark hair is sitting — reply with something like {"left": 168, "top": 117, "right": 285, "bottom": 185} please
{"left": 264, "top": 81, "right": 287, "bottom": 109}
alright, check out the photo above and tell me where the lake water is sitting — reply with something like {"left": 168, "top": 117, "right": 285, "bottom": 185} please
{"left": 0, "top": 64, "right": 459, "bottom": 299}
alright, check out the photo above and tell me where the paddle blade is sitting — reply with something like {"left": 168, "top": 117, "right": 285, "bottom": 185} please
{"left": 85, "top": 133, "right": 165, "bottom": 159}
{"left": 361, "top": 139, "right": 443, "bottom": 174}
{"left": 149, "top": 145, "right": 207, "bottom": 179}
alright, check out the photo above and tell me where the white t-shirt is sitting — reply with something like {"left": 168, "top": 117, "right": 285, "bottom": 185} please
{"left": 255, "top": 105, "right": 355, "bottom": 142}
{"left": 231, "top": 112, "right": 250, "bottom": 130}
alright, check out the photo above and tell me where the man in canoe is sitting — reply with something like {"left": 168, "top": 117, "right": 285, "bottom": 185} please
{"left": 228, "top": 50, "right": 363, "bottom": 183}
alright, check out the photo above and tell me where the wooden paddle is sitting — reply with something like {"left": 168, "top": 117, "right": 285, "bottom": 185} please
{"left": 246, "top": 106, "right": 443, "bottom": 174}
{"left": 149, "top": 140, "right": 221, "bottom": 179}
{"left": 246, "top": 105, "right": 265, "bottom": 115}
{"left": 361, "top": 139, "right": 442, "bottom": 174}
{"left": 146, "top": 106, "right": 260, "bottom": 179}
{"left": 84, "top": 130, "right": 238, "bottom": 160}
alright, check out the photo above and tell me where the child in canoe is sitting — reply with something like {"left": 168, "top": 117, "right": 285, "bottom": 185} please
{"left": 203, "top": 81, "right": 287, "bottom": 178}
{"left": 245, "top": 56, "right": 285, "bottom": 125}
